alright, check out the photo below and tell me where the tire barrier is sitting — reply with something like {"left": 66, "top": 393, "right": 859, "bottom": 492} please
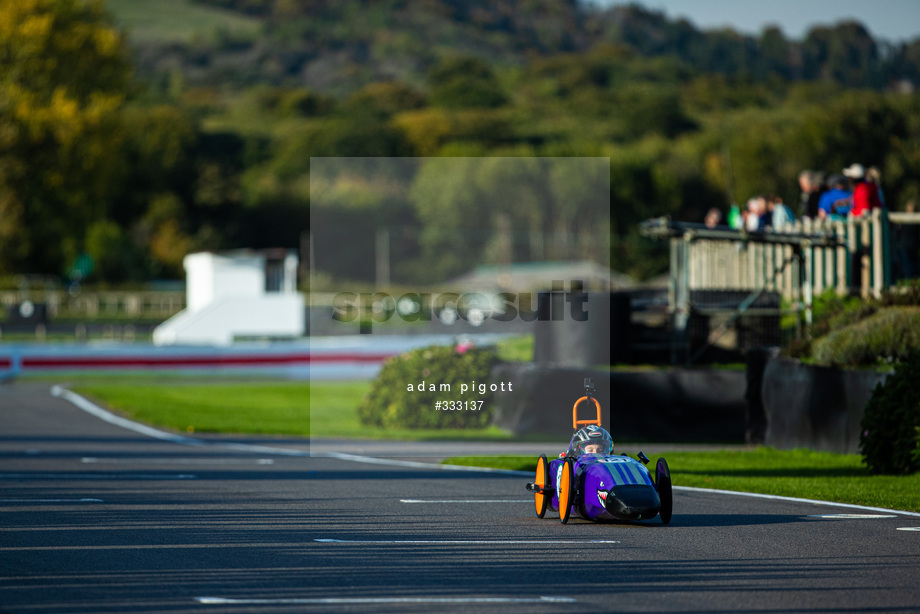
{"left": 762, "top": 357, "right": 890, "bottom": 454}
{"left": 491, "top": 363, "right": 747, "bottom": 442}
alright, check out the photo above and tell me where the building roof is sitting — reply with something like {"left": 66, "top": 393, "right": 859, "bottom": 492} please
{"left": 445, "top": 260, "right": 634, "bottom": 293}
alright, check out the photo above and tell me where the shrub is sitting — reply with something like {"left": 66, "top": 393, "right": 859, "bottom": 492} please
{"left": 879, "top": 280, "right": 920, "bottom": 307}
{"left": 784, "top": 290, "right": 864, "bottom": 359}
{"left": 811, "top": 306, "right": 920, "bottom": 367}
{"left": 860, "top": 351, "right": 920, "bottom": 474}
{"left": 357, "top": 344, "right": 500, "bottom": 429}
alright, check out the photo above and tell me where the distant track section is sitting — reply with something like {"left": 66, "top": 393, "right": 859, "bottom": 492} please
{"left": 0, "top": 334, "right": 513, "bottom": 379}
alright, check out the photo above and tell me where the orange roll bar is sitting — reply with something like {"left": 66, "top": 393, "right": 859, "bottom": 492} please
{"left": 572, "top": 396, "right": 602, "bottom": 429}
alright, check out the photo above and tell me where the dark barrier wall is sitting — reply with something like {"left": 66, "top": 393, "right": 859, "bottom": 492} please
{"left": 533, "top": 292, "right": 613, "bottom": 367}
{"left": 491, "top": 363, "right": 747, "bottom": 442}
{"left": 761, "top": 357, "right": 890, "bottom": 454}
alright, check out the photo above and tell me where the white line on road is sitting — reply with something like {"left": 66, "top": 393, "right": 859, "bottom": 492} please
{"left": 50, "top": 385, "right": 203, "bottom": 445}
{"left": 897, "top": 527, "right": 920, "bottom": 531}
{"left": 0, "top": 473, "right": 195, "bottom": 480}
{"left": 321, "top": 451, "right": 530, "bottom": 475}
{"left": 81, "top": 457, "right": 274, "bottom": 465}
{"left": 52, "top": 385, "right": 311, "bottom": 456}
{"left": 1, "top": 542, "right": 309, "bottom": 551}
{"left": 315, "top": 538, "right": 619, "bottom": 544}
{"left": 400, "top": 499, "right": 531, "bottom": 503}
{"left": 196, "top": 596, "right": 577, "bottom": 605}
{"left": 0, "top": 498, "right": 103, "bottom": 503}
{"left": 807, "top": 514, "right": 898, "bottom": 519}
{"left": 675, "top": 485, "right": 920, "bottom": 518}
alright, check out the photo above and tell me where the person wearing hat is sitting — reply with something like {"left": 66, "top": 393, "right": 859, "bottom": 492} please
{"left": 844, "top": 163, "right": 881, "bottom": 217}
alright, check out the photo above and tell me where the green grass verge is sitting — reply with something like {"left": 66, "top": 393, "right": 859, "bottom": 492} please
{"left": 74, "top": 378, "right": 312, "bottom": 435}
{"left": 442, "top": 448, "right": 920, "bottom": 513}
{"left": 70, "top": 376, "right": 522, "bottom": 440}
{"left": 495, "top": 335, "right": 533, "bottom": 362}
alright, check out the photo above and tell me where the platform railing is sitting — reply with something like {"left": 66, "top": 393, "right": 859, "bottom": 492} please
{"left": 682, "top": 208, "right": 918, "bottom": 300}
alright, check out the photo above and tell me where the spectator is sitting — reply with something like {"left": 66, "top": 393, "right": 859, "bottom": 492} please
{"left": 798, "top": 170, "right": 825, "bottom": 219}
{"left": 768, "top": 195, "right": 794, "bottom": 230}
{"left": 817, "top": 175, "right": 852, "bottom": 219}
{"left": 867, "top": 166, "right": 886, "bottom": 208}
{"left": 703, "top": 207, "right": 723, "bottom": 228}
{"left": 727, "top": 203, "right": 742, "bottom": 229}
{"left": 844, "top": 163, "right": 882, "bottom": 217}
{"left": 745, "top": 196, "right": 768, "bottom": 231}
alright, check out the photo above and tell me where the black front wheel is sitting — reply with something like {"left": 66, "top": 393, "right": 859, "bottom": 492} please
{"left": 656, "top": 457, "right": 673, "bottom": 525}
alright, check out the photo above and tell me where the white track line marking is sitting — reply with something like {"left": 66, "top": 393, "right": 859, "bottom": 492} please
{"left": 81, "top": 457, "right": 274, "bottom": 465}
{"left": 51, "top": 385, "right": 202, "bottom": 445}
{"left": 400, "top": 499, "right": 530, "bottom": 503}
{"left": 0, "top": 498, "right": 103, "bottom": 503}
{"left": 196, "top": 596, "right": 576, "bottom": 605}
{"left": 0, "top": 473, "right": 195, "bottom": 480}
{"left": 53, "top": 387, "right": 920, "bottom": 518}
{"left": 1, "top": 543, "right": 307, "bottom": 551}
{"left": 897, "top": 527, "right": 920, "bottom": 531}
{"left": 315, "top": 538, "right": 619, "bottom": 544}
{"left": 52, "top": 385, "right": 309, "bottom": 457}
{"left": 807, "top": 514, "right": 898, "bottom": 519}
{"left": 321, "top": 451, "right": 529, "bottom": 475}
{"left": 674, "top": 485, "right": 920, "bottom": 518}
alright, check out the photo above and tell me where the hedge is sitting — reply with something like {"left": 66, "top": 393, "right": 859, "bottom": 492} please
{"left": 357, "top": 344, "right": 500, "bottom": 429}
{"left": 860, "top": 351, "right": 920, "bottom": 474}
{"left": 811, "top": 306, "right": 920, "bottom": 368}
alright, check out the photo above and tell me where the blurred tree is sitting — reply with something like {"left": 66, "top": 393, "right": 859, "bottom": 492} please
{"left": 118, "top": 105, "right": 198, "bottom": 224}
{"left": 614, "top": 83, "right": 696, "bottom": 139}
{"left": 0, "top": 0, "right": 132, "bottom": 275}
{"left": 428, "top": 56, "right": 508, "bottom": 109}
{"left": 392, "top": 108, "right": 453, "bottom": 155}
{"left": 341, "top": 81, "right": 426, "bottom": 118}
{"left": 276, "top": 87, "right": 335, "bottom": 118}
{"left": 137, "top": 192, "right": 192, "bottom": 277}
{"left": 85, "top": 219, "right": 143, "bottom": 282}
{"left": 802, "top": 22, "right": 881, "bottom": 87}
{"left": 758, "top": 26, "right": 792, "bottom": 79}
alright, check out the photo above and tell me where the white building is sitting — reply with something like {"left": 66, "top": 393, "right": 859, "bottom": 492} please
{"left": 153, "top": 250, "right": 304, "bottom": 346}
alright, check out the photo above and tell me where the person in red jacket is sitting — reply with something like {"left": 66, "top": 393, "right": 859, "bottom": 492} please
{"left": 843, "top": 163, "right": 882, "bottom": 217}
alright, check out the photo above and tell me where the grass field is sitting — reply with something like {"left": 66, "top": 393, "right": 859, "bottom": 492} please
{"left": 444, "top": 449, "right": 920, "bottom": 513}
{"left": 74, "top": 377, "right": 312, "bottom": 435}
{"left": 105, "top": 0, "right": 262, "bottom": 44}
{"left": 72, "top": 377, "right": 518, "bottom": 440}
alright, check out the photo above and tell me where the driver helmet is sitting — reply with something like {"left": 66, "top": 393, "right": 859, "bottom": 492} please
{"left": 568, "top": 425, "right": 614, "bottom": 456}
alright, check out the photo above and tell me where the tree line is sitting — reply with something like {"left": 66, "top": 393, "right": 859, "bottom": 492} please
{"left": 2, "top": 0, "right": 919, "bottom": 285}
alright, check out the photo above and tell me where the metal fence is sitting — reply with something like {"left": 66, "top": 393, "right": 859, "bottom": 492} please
{"left": 642, "top": 209, "right": 920, "bottom": 363}
{"left": 683, "top": 209, "right": 920, "bottom": 300}
{"left": 0, "top": 290, "right": 185, "bottom": 320}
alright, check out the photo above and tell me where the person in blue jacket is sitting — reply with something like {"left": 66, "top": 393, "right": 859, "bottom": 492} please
{"left": 817, "top": 174, "right": 852, "bottom": 219}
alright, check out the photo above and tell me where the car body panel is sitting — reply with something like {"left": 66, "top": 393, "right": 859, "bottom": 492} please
{"left": 548, "top": 453, "right": 660, "bottom": 522}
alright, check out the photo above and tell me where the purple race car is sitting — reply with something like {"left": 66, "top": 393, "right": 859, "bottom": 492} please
{"left": 525, "top": 380, "right": 673, "bottom": 524}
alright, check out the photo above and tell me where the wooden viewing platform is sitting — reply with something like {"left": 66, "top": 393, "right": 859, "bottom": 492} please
{"left": 640, "top": 209, "right": 920, "bottom": 363}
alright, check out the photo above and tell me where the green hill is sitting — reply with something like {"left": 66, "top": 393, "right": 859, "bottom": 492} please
{"left": 105, "top": 0, "right": 261, "bottom": 44}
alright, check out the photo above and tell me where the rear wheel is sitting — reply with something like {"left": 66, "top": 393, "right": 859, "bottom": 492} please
{"left": 656, "top": 457, "right": 672, "bottom": 525}
{"left": 534, "top": 455, "right": 549, "bottom": 518}
{"left": 558, "top": 457, "right": 575, "bottom": 524}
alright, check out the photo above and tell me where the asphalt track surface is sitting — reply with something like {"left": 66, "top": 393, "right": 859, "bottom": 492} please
{"left": 1, "top": 382, "right": 919, "bottom": 613}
